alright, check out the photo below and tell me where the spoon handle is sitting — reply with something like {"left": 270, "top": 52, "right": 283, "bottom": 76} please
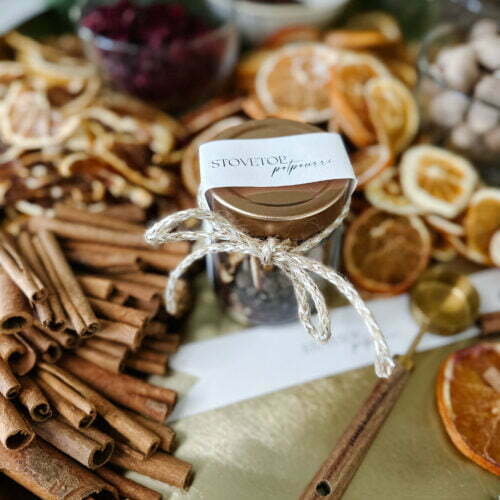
{"left": 300, "top": 361, "right": 411, "bottom": 500}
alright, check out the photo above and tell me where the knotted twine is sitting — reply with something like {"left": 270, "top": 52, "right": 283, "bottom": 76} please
{"left": 145, "top": 193, "right": 395, "bottom": 378}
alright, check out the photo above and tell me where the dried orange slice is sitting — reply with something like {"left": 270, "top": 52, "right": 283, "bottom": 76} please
{"left": 446, "top": 235, "right": 489, "bottom": 265}
{"left": 365, "top": 76, "right": 419, "bottom": 154}
{"left": 383, "top": 58, "right": 417, "bottom": 87}
{"left": 343, "top": 207, "right": 431, "bottom": 293}
{"left": 436, "top": 342, "right": 500, "bottom": 476}
{"left": 400, "top": 145, "right": 478, "bottom": 218}
{"left": 329, "top": 52, "right": 390, "bottom": 147}
{"left": 181, "top": 116, "right": 246, "bottom": 196}
{"left": 349, "top": 144, "right": 392, "bottom": 188}
{"left": 431, "top": 232, "right": 457, "bottom": 262}
{"left": 344, "top": 11, "right": 402, "bottom": 44}
{"left": 464, "top": 188, "right": 500, "bottom": 265}
{"left": 365, "top": 167, "right": 420, "bottom": 215}
{"left": 235, "top": 49, "right": 274, "bottom": 93}
{"left": 255, "top": 43, "right": 339, "bottom": 123}
{"left": 490, "top": 231, "right": 500, "bottom": 267}
{"left": 262, "top": 26, "right": 321, "bottom": 48}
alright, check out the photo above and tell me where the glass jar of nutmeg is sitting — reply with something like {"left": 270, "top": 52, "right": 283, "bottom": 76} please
{"left": 204, "top": 119, "right": 352, "bottom": 326}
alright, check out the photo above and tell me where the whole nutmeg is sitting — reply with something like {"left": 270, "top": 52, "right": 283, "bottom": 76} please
{"left": 484, "top": 126, "right": 500, "bottom": 152}
{"left": 450, "top": 123, "right": 477, "bottom": 150}
{"left": 467, "top": 101, "right": 499, "bottom": 134}
{"left": 473, "top": 36, "right": 500, "bottom": 70}
{"left": 436, "top": 44, "right": 479, "bottom": 93}
{"left": 429, "top": 90, "right": 469, "bottom": 128}
{"left": 475, "top": 75, "right": 500, "bottom": 107}
{"left": 469, "top": 18, "right": 498, "bottom": 40}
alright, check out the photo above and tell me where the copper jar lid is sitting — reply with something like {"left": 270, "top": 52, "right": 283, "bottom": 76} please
{"left": 206, "top": 118, "right": 351, "bottom": 241}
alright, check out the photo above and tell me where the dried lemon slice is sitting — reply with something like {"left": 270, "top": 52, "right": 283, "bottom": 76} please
{"left": 349, "top": 144, "right": 392, "bottom": 188}
{"left": 400, "top": 145, "right": 478, "bottom": 218}
{"left": 0, "top": 81, "right": 80, "bottom": 149}
{"left": 343, "top": 207, "right": 431, "bottom": 293}
{"left": 256, "top": 43, "right": 339, "bottom": 123}
{"left": 365, "top": 76, "right": 419, "bottom": 154}
{"left": 365, "top": 167, "right": 420, "bottom": 215}
{"left": 329, "top": 51, "right": 390, "bottom": 147}
{"left": 464, "top": 188, "right": 500, "bottom": 265}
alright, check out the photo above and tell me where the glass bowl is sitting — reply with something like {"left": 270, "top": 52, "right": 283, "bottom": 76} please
{"left": 71, "top": 0, "right": 239, "bottom": 112}
{"left": 417, "top": 20, "right": 500, "bottom": 185}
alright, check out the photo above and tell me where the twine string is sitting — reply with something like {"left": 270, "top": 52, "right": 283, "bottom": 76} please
{"left": 145, "top": 197, "right": 394, "bottom": 378}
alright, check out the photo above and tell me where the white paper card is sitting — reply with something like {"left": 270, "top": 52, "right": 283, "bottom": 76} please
{"left": 161, "top": 269, "right": 500, "bottom": 421}
{"left": 199, "top": 133, "right": 356, "bottom": 195}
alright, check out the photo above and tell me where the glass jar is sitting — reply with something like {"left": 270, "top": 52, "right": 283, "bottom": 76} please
{"left": 204, "top": 119, "right": 352, "bottom": 326}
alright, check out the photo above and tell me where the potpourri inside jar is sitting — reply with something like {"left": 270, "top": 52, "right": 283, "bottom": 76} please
{"left": 203, "top": 119, "right": 352, "bottom": 326}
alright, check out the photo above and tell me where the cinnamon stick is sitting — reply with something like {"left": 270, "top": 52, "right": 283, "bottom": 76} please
{"left": 99, "top": 202, "right": 146, "bottom": 223}
{"left": 0, "top": 358, "right": 21, "bottom": 399}
{"left": 18, "top": 377, "right": 52, "bottom": 422}
{"left": 131, "top": 296, "right": 161, "bottom": 320}
{"left": 0, "top": 436, "right": 119, "bottom": 499}
{"left": 75, "top": 345, "right": 124, "bottom": 373}
{"left": 0, "top": 268, "right": 32, "bottom": 333}
{"left": 17, "top": 231, "right": 67, "bottom": 331}
{"left": 110, "top": 279, "right": 161, "bottom": 302}
{"left": 0, "top": 395, "right": 34, "bottom": 450}
{"left": 124, "top": 410, "right": 175, "bottom": 453}
{"left": 0, "top": 230, "right": 46, "bottom": 302}
{"left": 18, "top": 327, "right": 61, "bottom": 363}
{"left": 111, "top": 442, "right": 192, "bottom": 489}
{"left": 89, "top": 298, "right": 149, "bottom": 329}
{"left": 96, "top": 466, "right": 161, "bottom": 500}
{"left": 125, "top": 356, "right": 167, "bottom": 376}
{"left": 78, "top": 275, "right": 115, "bottom": 300}
{"left": 59, "top": 356, "right": 175, "bottom": 421}
{"left": 40, "top": 362, "right": 160, "bottom": 457}
{"left": 144, "top": 334, "right": 181, "bottom": 354}
{"left": 67, "top": 250, "right": 144, "bottom": 272}
{"left": 0, "top": 334, "right": 26, "bottom": 365}
{"left": 33, "top": 417, "right": 114, "bottom": 469}
{"left": 54, "top": 203, "right": 145, "bottom": 234}
{"left": 116, "top": 271, "right": 167, "bottom": 289}
{"left": 94, "top": 320, "right": 143, "bottom": 351}
{"left": 36, "top": 322, "right": 79, "bottom": 349}
{"left": 479, "top": 311, "right": 500, "bottom": 336}
{"left": 11, "top": 334, "right": 37, "bottom": 376}
{"left": 84, "top": 338, "right": 129, "bottom": 360}
{"left": 143, "top": 321, "right": 167, "bottom": 338}
{"left": 34, "top": 230, "right": 99, "bottom": 336}
{"left": 65, "top": 241, "right": 185, "bottom": 271}
{"left": 28, "top": 216, "right": 151, "bottom": 249}
{"left": 109, "top": 290, "right": 130, "bottom": 305}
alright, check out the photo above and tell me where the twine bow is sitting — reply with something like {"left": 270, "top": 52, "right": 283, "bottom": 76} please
{"left": 145, "top": 196, "right": 394, "bottom": 378}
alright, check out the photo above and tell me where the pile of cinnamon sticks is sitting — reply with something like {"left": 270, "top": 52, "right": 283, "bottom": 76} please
{"left": 0, "top": 203, "right": 193, "bottom": 499}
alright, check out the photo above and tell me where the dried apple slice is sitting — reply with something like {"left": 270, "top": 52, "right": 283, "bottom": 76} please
{"left": 400, "top": 145, "right": 478, "bottom": 218}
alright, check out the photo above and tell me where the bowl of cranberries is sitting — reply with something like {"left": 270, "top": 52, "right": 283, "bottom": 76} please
{"left": 73, "top": 0, "right": 239, "bottom": 111}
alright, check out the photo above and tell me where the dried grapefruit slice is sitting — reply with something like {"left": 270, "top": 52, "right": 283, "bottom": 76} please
{"left": 400, "top": 145, "right": 478, "bottom": 218}
{"left": 436, "top": 342, "right": 500, "bottom": 476}
{"left": 464, "top": 188, "right": 500, "bottom": 265}
{"left": 255, "top": 43, "right": 339, "bottom": 123}
{"left": 343, "top": 207, "right": 431, "bottom": 293}
{"left": 349, "top": 144, "right": 392, "bottom": 188}
{"left": 365, "top": 166, "right": 420, "bottom": 215}
{"left": 329, "top": 52, "right": 390, "bottom": 147}
{"left": 365, "top": 76, "right": 419, "bottom": 154}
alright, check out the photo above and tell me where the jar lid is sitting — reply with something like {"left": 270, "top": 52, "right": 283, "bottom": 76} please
{"left": 206, "top": 118, "right": 351, "bottom": 241}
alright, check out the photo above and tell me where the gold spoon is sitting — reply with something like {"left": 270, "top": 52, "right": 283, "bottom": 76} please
{"left": 300, "top": 267, "right": 480, "bottom": 500}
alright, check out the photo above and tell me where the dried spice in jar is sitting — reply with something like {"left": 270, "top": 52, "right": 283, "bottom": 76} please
{"left": 201, "top": 119, "right": 354, "bottom": 325}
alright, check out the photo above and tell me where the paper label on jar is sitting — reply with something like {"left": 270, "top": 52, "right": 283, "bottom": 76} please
{"left": 199, "top": 133, "right": 356, "bottom": 196}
